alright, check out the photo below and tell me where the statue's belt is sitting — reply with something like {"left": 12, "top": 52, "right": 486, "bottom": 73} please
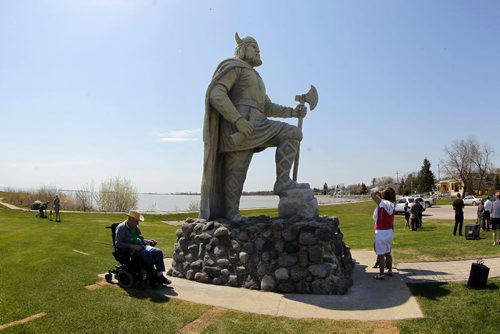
{"left": 232, "top": 99, "right": 264, "bottom": 112}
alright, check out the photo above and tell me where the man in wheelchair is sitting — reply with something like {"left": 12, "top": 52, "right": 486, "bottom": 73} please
{"left": 114, "top": 210, "right": 171, "bottom": 286}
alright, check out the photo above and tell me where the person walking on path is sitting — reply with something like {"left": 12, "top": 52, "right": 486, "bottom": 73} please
{"left": 403, "top": 201, "right": 410, "bottom": 229}
{"left": 452, "top": 193, "right": 465, "bottom": 236}
{"left": 371, "top": 187, "right": 396, "bottom": 280}
{"left": 53, "top": 195, "right": 61, "bottom": 222}
{"left": 484, "top": 196, "right": 492, "bottom": 231}
{"left": 490, "top": 192, "right": 500, "bottom": 245}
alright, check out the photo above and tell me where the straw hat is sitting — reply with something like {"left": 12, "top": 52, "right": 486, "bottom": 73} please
{"left": 126, "top": 210, "right": 144, "bottom": 222}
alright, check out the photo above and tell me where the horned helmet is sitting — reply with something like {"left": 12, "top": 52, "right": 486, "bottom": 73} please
{"left": 234, "top": 32, "right": 261, "bottom": 66}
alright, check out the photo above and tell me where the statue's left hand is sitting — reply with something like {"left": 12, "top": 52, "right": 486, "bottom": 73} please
{"left": 294, "top": 104, "right": 307, "bottom": 118}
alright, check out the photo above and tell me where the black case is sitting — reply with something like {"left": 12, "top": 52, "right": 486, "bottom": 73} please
{"left": 465, "top": 224, "right": 480, "bottom": 240}
{"left": 467, "top": 262, "right": 489, "bottom": 289}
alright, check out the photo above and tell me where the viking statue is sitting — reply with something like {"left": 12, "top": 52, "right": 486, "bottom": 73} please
{"left": 200, "top": 33, "right": 309, "bottom": 223}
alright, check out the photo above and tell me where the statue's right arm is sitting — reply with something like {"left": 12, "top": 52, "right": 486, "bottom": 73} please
{"left": 209, "top": 69, "right": 241, "bottom": 124}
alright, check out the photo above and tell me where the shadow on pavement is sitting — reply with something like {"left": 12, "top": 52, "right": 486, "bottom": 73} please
{"left": 283, "top": 261, "right": 417, "bottom": 311}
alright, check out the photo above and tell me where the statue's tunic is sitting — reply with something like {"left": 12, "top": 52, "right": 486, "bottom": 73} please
{"left": 200, "top": 58, "right": 292, "bottom": 220}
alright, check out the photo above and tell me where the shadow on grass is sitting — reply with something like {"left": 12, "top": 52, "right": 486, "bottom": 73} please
{"left": 124, "top": 285, "right": 177, "bottom": 303}
{"left": 415, "top": 226, "right": 437, "bottom": 231}
{"left": 407, "top": 282, "right": 451, "bottom": 300}
{"left": 472, "top": 282, "right": 499, "bottom": 290}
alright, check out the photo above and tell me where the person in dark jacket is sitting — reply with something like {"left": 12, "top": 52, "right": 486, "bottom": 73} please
{"left": 452, "top": 193, "right": 465, "bottom": 236}
{"left": 410, "top": 200, "right": 423, "bottom": 231}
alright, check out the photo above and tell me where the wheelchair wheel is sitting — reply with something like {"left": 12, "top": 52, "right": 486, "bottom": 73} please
{"left": 116, "top": 270, "right": 134, "bottom": 288}
{"left": 104, "top": 273, "right": 113, "bottom": 283}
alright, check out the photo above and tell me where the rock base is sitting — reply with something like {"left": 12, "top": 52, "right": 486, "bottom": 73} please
{"left": 168, "top": 215, "right": 354, "bottom": 294}
{"left": 278, "top": 187, "right": 319, "bottom": 219}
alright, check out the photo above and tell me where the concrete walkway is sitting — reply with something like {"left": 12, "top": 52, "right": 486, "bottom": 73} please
{"left": 100, "top": 251, "right": 500, "bottom": 320}
{"left": 397, "top": 256, "right": 500, "bottom": 284}
{"left": 0, "top": 198, "right": 28, "bottom": 211}
{"left": 157, "top": 251, "right": 423, "bottom": 320}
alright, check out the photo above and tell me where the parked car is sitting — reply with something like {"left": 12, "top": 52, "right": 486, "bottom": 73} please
{"left": 463, "top": 195, "right": 481, "bottom": 206}
{"left": 395, "top": 197, "right": 426, "bottom": 215}
{"left": 413, "top": 194, "right": 436, "bottom": 208}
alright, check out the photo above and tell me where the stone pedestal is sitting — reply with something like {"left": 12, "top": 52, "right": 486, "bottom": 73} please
{"left": 278, "top": 188, "right": 319, "bottom": 219}
{"left": 168, "top": 216, "right": 354, "bottom": 295}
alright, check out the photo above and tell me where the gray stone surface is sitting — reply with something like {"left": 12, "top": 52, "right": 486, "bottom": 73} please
{"left": 169, "top": 215, "right": 354, "bottom": 294}
{"left": 278, "top": 188, "right": 319, "bottom": 219}
{"left": 200, "top": 33, "right": 318, "bottom": 222}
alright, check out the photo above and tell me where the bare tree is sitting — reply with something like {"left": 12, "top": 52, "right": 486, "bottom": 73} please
{"left": 74, "top": 182, "right": 97, "bottom": 211}
{"left": 470, "top": 139, "right": 494, "bottom": 193}
{"left": 35, "top": 185, "right": 57, "bottom": 203}
{"left": 97, "top": 177, "right": 138, "bottom": 212}
{"left": 442, "top": 137, "right": 493, "bottom": 196}
{"left": 372, "top": 176, "right": 395, "bottom": 188}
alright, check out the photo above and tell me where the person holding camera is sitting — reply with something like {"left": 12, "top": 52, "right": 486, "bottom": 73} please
{"left": 371, "top": 187, "right": 396, "bottom": 280}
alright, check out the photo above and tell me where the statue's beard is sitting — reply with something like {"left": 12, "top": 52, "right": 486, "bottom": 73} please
{"left": 246, "top": 54, "right": 262, "bottom": 67}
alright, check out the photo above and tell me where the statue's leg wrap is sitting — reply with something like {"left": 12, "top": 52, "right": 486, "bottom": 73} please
{"left": 223, "top": 150, "right": 253, "bottom": 222}
{"left": 273, "top": 140, "right": 309, "bottom": 194}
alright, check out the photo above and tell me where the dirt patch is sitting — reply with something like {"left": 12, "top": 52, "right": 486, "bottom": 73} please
{"left": 361, "top": 321, "right": 400, "bottom": 334}
{"left": 0, "top": 312, "right": 47, "bottom": 330}
{"left": 162, "top": 221, "right": 184, "bottom": 226}
{"left": 85, "top": 281, "right": 112, "bottom": 291}
{"left": 178, "top": 307, "right": 227, "bottom": 334}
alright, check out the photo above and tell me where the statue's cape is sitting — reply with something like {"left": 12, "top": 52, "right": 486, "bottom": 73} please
{"left": 199, "top": 58, "right": 253, "bottom": 220}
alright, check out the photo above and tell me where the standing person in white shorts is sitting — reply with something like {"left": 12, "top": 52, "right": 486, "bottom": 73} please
{"left": 490, "top": 192, "right": 500, "bottom": 245}
{"left": 371, "top": 187, "right": 396, "bottom": 280}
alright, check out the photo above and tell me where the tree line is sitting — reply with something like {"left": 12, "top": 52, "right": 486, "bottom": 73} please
{"left": 320, "top": 137, "right": 498, "bottom": 196}
{"left": 2, "top": 177, "right": 139, "bottom": 212}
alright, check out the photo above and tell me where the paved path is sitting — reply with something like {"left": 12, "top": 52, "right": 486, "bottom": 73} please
{"left": 100, "top": 251, "right": 500, "bottom": 320}
{"left": 396, "top": 256, "right": 500, "bottom": 284}
{"left": 420, "top": 204, "right": 478, "bottom": 220}
{"left": 0, "top": 198, "right": 28, "bottom": 211}
{"left": 158, "top": 251, "right": 423, "bottom": 321}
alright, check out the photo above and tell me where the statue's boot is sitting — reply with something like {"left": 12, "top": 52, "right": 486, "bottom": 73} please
{"left": 273, "top": 140, "right": 310, "bottom": 195}
{"left": 223, "top": 151, "right": 252, "bottom": 223}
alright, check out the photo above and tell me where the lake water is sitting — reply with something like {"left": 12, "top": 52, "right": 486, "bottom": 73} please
{"left": 137, "top": 194, "right": 356, "bottom": 212}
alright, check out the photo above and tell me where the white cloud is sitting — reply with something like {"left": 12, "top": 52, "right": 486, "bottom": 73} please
{"left": 159, "top": 128, "right": 201, "bottom": 143}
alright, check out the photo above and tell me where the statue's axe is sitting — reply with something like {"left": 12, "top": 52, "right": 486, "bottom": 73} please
{"left": 292, "top": 85, "right": 318, "bottom": 182}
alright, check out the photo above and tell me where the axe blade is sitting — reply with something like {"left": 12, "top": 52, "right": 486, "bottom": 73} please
{"left": 304, "top": 85, "right": 318, "bottom": 110}
{"left": 295, "top": 85, "right": 319, "bottom": 110}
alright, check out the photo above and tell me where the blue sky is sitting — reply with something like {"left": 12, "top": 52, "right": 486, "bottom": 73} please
{"left": 1, "top": 0, "right": 499, "bottom": 193}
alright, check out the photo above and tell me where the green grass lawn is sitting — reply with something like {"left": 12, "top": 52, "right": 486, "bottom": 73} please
{"left": 1, "top": 202, "right": 499, "bottom": 333}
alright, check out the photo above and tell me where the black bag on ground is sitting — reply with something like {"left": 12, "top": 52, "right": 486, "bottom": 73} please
{"left": 465, "top": 224, "right": 480, "bottom": 240}
{"left": 467, "top": 260, "right": 489, "bottom": 289}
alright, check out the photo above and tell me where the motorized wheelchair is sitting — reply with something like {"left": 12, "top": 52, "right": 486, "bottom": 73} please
{"left": 104, "top": 223, "right": 161, "bottom": 289}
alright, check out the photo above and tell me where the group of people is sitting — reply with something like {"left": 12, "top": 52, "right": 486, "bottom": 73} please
{"left": 475, "top": 193, "right": 500, "bottom": 245}
{"left": 453, "top": 192, "right": 500, "bottom": 245}
{"left": 369, "top": 188, "right": 500, "bottom": 282}
{"left": 36, "top": 195, "right": 61, "bottom": 222}
{"left": 403, "top": 199, "right": 424, "bottom": 231}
